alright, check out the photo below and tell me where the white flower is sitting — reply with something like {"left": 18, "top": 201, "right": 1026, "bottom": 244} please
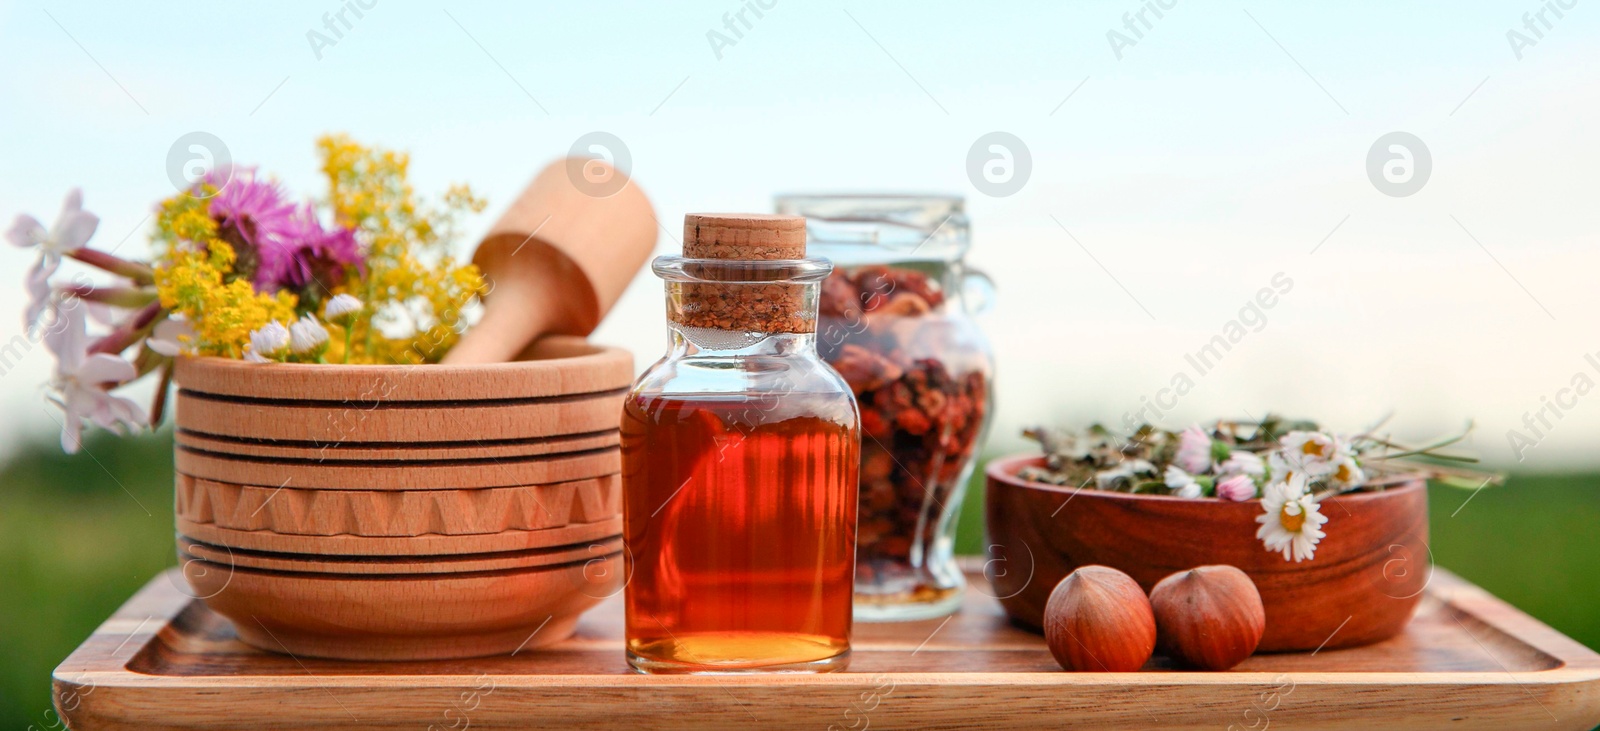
{"left": 148, "top": 317, "right": 197, "bottom": 357}
{"left": 23, "top": 268, "right": 53, "bottom": 330}
{"left": 247, "top": 322, "right": 291, "bottom": 361}
{"left": 8, "top": 189, "right": 99, "bottom": 318}
{"left": 1330, "top": 457, "right": 1365, "bottom": 489}
{"left": 1163, "top": 465, "right": 1204, "bottom": 498}
{"left": 1174, "top": 425, "right": 1213, "bottom": 474}
{"left": 44, "top": 306, "right": 145, "bottom": 453}
{"left": 1218, "top": 450, "right": 1265, "bottom": 477}
{"left": 289, "top": 315, "right": 330, "bottom": 357}
{"left": 243, "top": 351, "right": 272, "bottom": 364}
{"left": 322, "top": 294, "right": 363, "bottom": 325}
{"left": 1277, "top": 430, "right": 1340, "bottom": 477}
{"left": 1255, "top": 474, "right": 1328, "bottom": 562}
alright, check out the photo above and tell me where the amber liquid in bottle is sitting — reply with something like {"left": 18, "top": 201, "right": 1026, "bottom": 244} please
{"left": 622, "top": 393, "right": 859, "bottom": 673}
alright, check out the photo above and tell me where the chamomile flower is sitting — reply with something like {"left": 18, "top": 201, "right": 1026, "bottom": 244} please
{"left": 1163, "top": 465, "right": 1204, "bottom": 498}
{"left": 288, "top": 314, "right": 330, "bottom": 360}
{"left": 1255, "top": 474, "right": 1328, "bottom": 562}
{"left": 1330, "top": 457, "right": 1365, "bottom": 490}
{"left": 247, "top": 321, "right": 291, "bottom": 362}
{"left": 1278, "top": 431, "right": 1341, "bottom": 477}
{"left": 322, "top": 294, "right": 363, "bottom": 325}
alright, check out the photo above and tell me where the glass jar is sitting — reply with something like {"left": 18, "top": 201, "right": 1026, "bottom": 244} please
{"left": 774, "top": 195, "right": 996, "bottom": 622}
{"left": 621, "top": 214, "right": 860, "bottom": 674}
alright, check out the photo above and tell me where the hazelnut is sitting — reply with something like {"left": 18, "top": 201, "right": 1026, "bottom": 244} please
{"left": 1149, "top": 565, "right": 1266, "bottom": 671}
{"left": 1043, "top": 566, "right": 1157, "bottom": 672}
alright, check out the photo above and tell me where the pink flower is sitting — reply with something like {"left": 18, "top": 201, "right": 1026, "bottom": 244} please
{"left": 1217, "top": 474, "right": 1258, "bottom": 502}
{"left": 9, "top": 189, "right": 99, "bottom": 328}
{"left": 205, "top": 170, "right": 362, "bottom": 294}
{"left": 1174, "top": 425, "right": 1213, "bottom": 474}
{"left": 1218, "top": 450, "right": 1265, "bottom": 477}
{"left": 205, "top": 167, "right": 296, "bottom": 289}
{"left": 45, "top": 306, "right": 146, "bottom": 453}
{"left": 257, "top": 203, "right": 361, "bottom": 292}
{"left": 208, "top": 167, "right": 295, "bottom": 252}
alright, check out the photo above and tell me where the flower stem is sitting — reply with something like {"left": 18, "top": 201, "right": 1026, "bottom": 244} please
{"left": 89, "top": 302, "right": 163, "bottom": 356}
{"left": 148, "top": 361, "right": 175, "bottom": 427}
{"left": 69, "top": 249, "right": 156, "bottom": 285}
{"left": 1368, "top": 423, "right": 1477, "bottom": 462}
{"left": 59, "top": 284, "right": 158, "bottom": 309}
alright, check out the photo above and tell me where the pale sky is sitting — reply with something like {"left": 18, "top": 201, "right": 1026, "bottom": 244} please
{"left": 2, "top": 0, "right": 1597, "bottom": 468}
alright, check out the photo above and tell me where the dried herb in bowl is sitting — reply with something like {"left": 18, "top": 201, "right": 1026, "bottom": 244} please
{"left": 1019, "top": 415, "right": 1501, "bottom": 562}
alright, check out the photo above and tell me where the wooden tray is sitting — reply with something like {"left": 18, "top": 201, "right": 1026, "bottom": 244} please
{"left": 52, "top": 564, "right": 1600, "bottom": 730}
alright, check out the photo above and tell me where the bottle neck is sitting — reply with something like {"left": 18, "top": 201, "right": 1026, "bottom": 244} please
{"left": 666, "top": 326, "right": 818, "bottom": 359}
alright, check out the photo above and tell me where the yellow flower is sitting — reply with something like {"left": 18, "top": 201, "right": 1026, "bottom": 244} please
{"left": 316, "top": 133, "right": 487, "bottom": 364}
{"left": 154, "top": 239, "right": 297, "bottom": 358}
{"left": 148, "top": 135, "right": 486, "bottom": 364}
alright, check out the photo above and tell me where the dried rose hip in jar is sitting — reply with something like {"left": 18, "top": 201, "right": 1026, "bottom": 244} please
{"left": 779, "top": 194, "right": 996, "bottom": 623}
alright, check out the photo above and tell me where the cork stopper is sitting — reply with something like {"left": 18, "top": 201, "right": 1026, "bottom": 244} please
{"left": 684, "top": 213, "right": 807, "bottom": 260}
{"left": 673, "top": 213, "right": 814, "bottom": 334}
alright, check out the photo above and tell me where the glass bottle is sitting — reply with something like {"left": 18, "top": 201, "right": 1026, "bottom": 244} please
{"left": 621, "top": 213, "right": 861, "bottom": 674}
{"left": 774, "top": 194, "right": 996, "bottom": 622}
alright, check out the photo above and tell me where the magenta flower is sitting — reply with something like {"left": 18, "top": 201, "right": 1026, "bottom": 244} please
{"left": 206, "top": 167, "right": 295, "bottom": 287}
{"left": 257, "top": 203, "right": 362, "bottom": 292}
{"left": 203, "top": 168, "right": 361, "bottom": 293}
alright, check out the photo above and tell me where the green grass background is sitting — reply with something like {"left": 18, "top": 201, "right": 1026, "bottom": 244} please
{"left": 1, "top": 433, "right": 1596, "bottom": 728}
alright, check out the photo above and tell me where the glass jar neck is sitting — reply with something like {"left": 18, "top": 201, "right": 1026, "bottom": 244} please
{"left": 774, "top": 194, "right": 971, "bottom": 265}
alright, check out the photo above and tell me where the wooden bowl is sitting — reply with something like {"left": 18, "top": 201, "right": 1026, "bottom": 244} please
{"left": 177, "top": 516, "right": 623, "bottom": 556}
{"left": 174, "top": 428, "right": 619, "bottom": 463}
{"left": 175, "top": 474, "right": 620, "bottom": 536}
{"left": 178, "top": 536, "right": 623, "bottom": 574}
{"left": 172, "top": 447, "right": 618, "bottom": 491}
{"left": 181, "top": 551, "right": 624, "bottom": 660}
{"left": 170, "top": 338, "right": 633, "bottom": 660}
{"left": 171, "top": 336, "right": 631, "bottom": 445}
{"left": 985, "top": 454, "right": 1430, "bottom": 652}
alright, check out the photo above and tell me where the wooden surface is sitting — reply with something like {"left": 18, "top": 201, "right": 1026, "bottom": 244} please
{"left": 53, "top": 563, "right": 1600, "bottom": 730}
{"left": 987, "top": 454, "right": 1429, "bottom": 652}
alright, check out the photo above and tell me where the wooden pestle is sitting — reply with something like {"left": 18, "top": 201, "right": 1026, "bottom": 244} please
{"left": 444, "top": 158, "right": 659, "bottom": 364}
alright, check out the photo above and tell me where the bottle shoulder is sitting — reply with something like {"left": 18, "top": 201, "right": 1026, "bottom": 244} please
{"left": 632, "top": 351, "right": 856, "bottom": 400}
